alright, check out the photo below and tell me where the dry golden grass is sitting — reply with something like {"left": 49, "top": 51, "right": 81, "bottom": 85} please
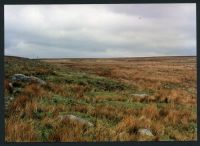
{"left": 141, "top": 104, "right": 159, "bottom": 120}
{"left": 92, "top": 105, "right": 123, "bottom": 121}
{"left": 5, "top": 56, "right": 197, "bottom": 141}
{"left": 22, "top": 84, "right": 50, "bottom": 98}
{"left": 8, "top": 95, "right": 30, "bottom": 114}
{"left": 72, "top": 104, "right": 89, "bottom": 113}
{"left": 5, "top": 117, "right": 38, "bottom": 142}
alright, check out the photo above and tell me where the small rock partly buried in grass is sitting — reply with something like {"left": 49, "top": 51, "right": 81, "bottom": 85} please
{"left": 12, "top": 74, "right": 46, "bottom": 85}
{"left": 131, "top": 93, "right": 148, "bottom": 97}
{"left": 13, "top": 87, "right": 22, "bottom": 95}
{"left": 58, "top": 114, "right": 94, "bottom": 127}
{"left": 5, "top": 96, "right": 15, "bottom": 116}
{"left": 138, "top": 128, "right": 154, "bottom": 136}
{"left": 8, "top": 83, "right": 13, "bottom": 92}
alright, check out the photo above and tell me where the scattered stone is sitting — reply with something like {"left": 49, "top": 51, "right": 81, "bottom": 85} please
{"left": 9, "top": 97, "right": 14, "bottom": 101}
{"left": 131, "top": 93, "right": 148, "bottom": 97}
{"left": 5, "top": 96, "right": 15, "bottom": 103}
{"left": 11, "top": 74, "right": 46, "bottom": 85}
{"left": 5, "top": 96, "right": 11, "bottom": 101}
{"left": 8, "top": 82, "right": 13, "bottom": 91}
{"left": 5, "top": 96, "right": 15, "bottom": 113}
{"left": 13, "top": 87, "right": 22, "bottom": 95}
{"left": 58, "top": 114, "right": 94, "bottom": 127}
{"left": 138, "top": 128, "right": 154, "bottom": 136}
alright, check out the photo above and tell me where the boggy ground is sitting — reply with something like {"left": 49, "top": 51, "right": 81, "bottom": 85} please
{"left": 4, "top": 56, "right": 197, "bottom": 142}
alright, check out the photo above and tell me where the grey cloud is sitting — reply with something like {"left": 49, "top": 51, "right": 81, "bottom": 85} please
{"left": 4, "top": 4, "right": 196, "bottom": 58}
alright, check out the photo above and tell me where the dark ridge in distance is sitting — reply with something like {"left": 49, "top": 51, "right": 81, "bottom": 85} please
{"left": 4, "top": 55, "right": 196, "bottom": 61}
{"left": 36, "top": 56, "right": 196, "bottom": 60}
{"left": 4, "top": 55, "right": 29, "bottom": 60}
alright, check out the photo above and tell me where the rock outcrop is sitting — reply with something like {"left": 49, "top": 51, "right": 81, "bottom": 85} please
{"left": 11, "top": 74, "right": 46, "bottom": 85}
{"left": 58, "top": 114, "right": 94, "bottom": 127}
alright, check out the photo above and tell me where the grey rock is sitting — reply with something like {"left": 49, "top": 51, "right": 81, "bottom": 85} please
{"left": 138, "top": 128, "right": 154, "bottom": 136}
{"left": 5, "top": 96, "right": 14, "bottom": 102}
{"left": 12, "top": 74, "right": 29, "bottom": 82}
{"left": 58, "top": 114, "right": 94, "bottom": 127}
{"left": 9, "top": 97, "right": 14, "bottom": 101}
{"left": 29, "top": 76, "right": 46, "bottom": 85}
{"left": 5, "top": 96, "right": 15, "bottom": 112}
{"left": 131, "top": 93, "right": 148, "bottom": 97}
{"left": 7, "top": 82, "right": 14, "bottom": 93}
{"left": 13, "top": 88, "right": 22, "bottom": 95}
{"left": 4, "top": 96, "right": 10, "bottom": 101}
{"left": 11, "top": 74, "right": 46, "bottom": 85}
{"left": 8, "top": 82, "right": 13, "bottom": 89}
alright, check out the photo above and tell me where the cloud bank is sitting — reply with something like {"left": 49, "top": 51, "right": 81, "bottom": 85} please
{"left": 5, "top": 4, "right": 196, "bottom": 58}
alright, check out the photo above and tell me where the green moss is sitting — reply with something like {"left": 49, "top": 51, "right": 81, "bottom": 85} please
{"left": 162, "top": 82, "right": 182, "bottom": 89}
{"left": 160, "top": 135, "right": 174, "bottom": 141}
{"left": 99, "top": 100, "right": 146, "bottom": 110}
{"left": 33, "top": 109, "right": 45, "bottom": 120}
{"left": 56, "top": 72, "right": 130, "bottom": 91}
{"left": 86, "top": 91, "right": 120, "bottom": 98}
{"left": 5, "top": 57, "right": 56, "bottom": 78}
{"left": 188, "top": 122, "right": 197, "bottom": 132}
{"left": 37, "top": 123, "right": 53, "bottom": 142}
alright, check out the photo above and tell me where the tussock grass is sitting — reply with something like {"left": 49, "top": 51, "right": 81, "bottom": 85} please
{"left": 5, "top": 56, "right": 197, "bottom": 141}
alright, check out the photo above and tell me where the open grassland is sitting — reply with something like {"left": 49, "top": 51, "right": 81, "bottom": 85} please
{"left": 4, "top": 56, "right": 197, "bottom": 142}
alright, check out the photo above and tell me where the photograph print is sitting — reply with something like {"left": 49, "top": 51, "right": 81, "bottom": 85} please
{"left": 4, "top": 4, "right": 197, "bottom": 142}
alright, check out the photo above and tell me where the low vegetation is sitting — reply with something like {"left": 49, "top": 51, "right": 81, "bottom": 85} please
{"left": 5, "top": 56, "right": 197, "bottom": 142}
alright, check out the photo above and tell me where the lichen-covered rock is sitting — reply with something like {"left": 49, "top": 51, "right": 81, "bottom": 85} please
{"left": 29, "top": 76, "right": 46, "bottom": 85}
{"left": 12, "top": 74, "right": 29, "bottom": 82}
{"left": 131, "top": 93, "right": 148, "bottom": 97}
{"left": 11, "top": 74, "right": 46, "bottom": 85}
{"left": 58, "top": 114, "right": 94, "bottom": 127}
{"left": 138, "top": 128, "right": 154, "bottom": 136}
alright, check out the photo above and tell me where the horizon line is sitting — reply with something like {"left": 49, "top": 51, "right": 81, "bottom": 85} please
{"left": 5, "top": 55, "right": 196, "bottom": 60}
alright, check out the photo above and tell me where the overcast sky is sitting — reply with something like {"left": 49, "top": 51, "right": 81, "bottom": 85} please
{"left": 5, "top": 4, "right": 196, "bottom": 58}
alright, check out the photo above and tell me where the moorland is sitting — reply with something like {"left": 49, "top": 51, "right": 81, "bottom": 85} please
{"left": 4, "top": 56, "right": 197, "bottom": 142}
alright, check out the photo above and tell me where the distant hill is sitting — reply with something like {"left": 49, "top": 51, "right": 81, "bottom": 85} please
{"left": 5, "top": 55, "right": 196, "bottom": 60}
